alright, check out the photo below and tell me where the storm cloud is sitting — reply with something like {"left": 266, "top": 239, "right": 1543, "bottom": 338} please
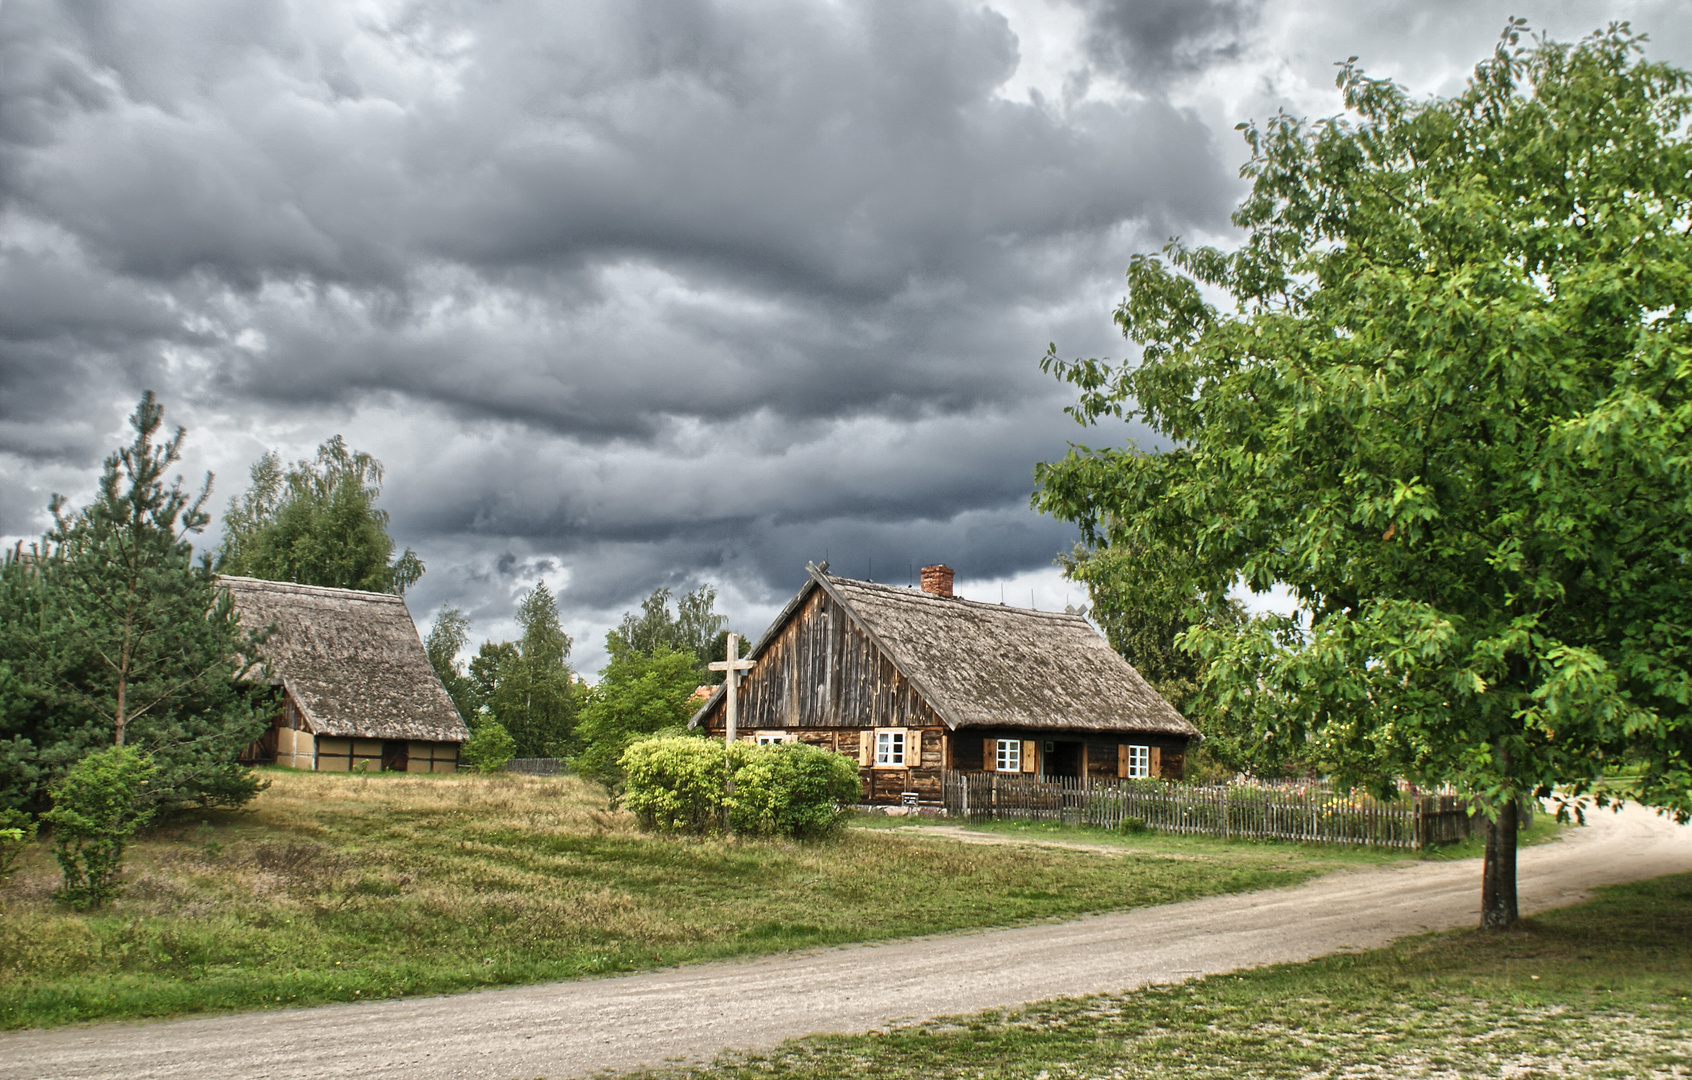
{"left": 3, "top": 0, "right": 1687, "bottom": 669}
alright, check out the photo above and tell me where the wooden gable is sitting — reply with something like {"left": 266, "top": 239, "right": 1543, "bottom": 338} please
{"left": 693, "top": 582, "right": 945, "bottom": 733}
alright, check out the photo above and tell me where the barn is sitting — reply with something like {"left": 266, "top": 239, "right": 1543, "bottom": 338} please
{"left": 690, "top": 563, "right": 1199, "bottom": 805}
{"left": 222, "top": 576, "right": 470, "bottom": 773}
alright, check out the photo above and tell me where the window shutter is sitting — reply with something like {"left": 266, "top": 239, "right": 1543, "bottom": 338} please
{"left": 858, "top": 734, "right": 873, "bottom": 767}
{"left": 1021, "top": 741, "right": 1037, "bottom": 774}
{"left": 1150, "top": 746, "right": 1163, "bottom": 778}
{"left": 984, "top": 738, "right": 994, "bottom": 771}
{"left": 1117, "top": 744, "right": 1128, "bottom": 778}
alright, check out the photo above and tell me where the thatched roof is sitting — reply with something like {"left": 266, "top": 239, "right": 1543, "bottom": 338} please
{"left": 220, "top": 576, "right": 470, "bottom": 743}
{"left": 694, "top": 565, "right": 1198, "bottom": 737}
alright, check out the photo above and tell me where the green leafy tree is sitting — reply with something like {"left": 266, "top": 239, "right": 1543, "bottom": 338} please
{"left": 217, "top": 436, "right": 424, "bottom": 595}
{"left": 609, "top": 585, "right": 727, "bottom": 667}
{"left": 1033, "top": 24, "right": 1692, "bottom": 928}
{"left": 458, "top": 722, "right": 517, "bottom": 773}
{"left": 0, "top": 394, "right": 270, "bottom": 813}
{"left": 44, "top": 744, "right": 157, "bottom": 909}
{"left": 575, "top": 645, "right": 706, "bottom": 781}
{"left": 471, "top": 583, "right": 579, "bottom": 758}
{"left": 425, "top": 606, "right": 477, "bottom": 723}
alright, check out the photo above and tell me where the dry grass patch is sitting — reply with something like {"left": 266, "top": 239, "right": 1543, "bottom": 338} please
{"left": 3, "top": 769, "right": 1370, "bottom": 1029}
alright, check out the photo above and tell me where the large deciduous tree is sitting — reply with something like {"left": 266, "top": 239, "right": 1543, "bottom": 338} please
{"left": 217, "top": 437, "right": 424, "bottom": 595}
{"left": 1034, "top": 24, "right": 1692, "bottom": 928}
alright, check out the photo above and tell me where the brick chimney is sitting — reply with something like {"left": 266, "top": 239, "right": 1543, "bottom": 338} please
{"left": 919, "top": 564, "right": 955, "bottom": 598}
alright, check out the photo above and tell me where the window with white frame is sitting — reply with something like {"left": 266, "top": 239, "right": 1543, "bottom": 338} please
{"left": 875, "top": 729, "right": 905, "bottom": 766}
{"left": 1126, "top": 744, "right": 1151, "bottom": 779}
{"left": 755, "top": 731, "right": 790, "bottom": 746}
{"left": 995, "top": 738, "right": 1020, "bottom": 773}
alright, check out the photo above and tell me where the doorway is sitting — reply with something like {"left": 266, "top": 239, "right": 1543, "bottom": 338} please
{"left": 1042, "top": 740, "right": 1082, "bottom": 778}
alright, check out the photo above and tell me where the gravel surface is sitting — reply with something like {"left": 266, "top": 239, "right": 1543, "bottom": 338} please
{"left": 4, "top": 804, "right": 1689, "bottom": 1080}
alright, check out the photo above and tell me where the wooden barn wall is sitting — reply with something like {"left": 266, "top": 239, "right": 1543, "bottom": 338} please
{"left": 703, "top": 588, "right": 943, "bottom": 732}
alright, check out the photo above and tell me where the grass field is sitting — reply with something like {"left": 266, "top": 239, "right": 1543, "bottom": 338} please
{"left": 0, "top": 769, "right": 1427, "bottom": 1030}
{"left": 625, "top": 872, "right": 1692, "bottom": 1079}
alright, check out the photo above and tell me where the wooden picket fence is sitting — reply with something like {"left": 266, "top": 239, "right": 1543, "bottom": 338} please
{"left": 941, "top": 772, "right": 1518, "bottom": 850}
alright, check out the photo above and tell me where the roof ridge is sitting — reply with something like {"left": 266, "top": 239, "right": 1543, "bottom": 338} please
{"left": 825, "top": 574, "right": 1088, "bottom": 622}
{"left": 216, "top": 575, "right": 405, "bottom": 603}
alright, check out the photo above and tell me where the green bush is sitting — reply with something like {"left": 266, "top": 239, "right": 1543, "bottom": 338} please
{"left": 620, "top": 735, "right": 727, "bottom": 835}
{"left": 621, "top": 736, "right": 861, "bottom": 840}
{"left": 1119, "top": 816, "right": 1148, "bottom": 835}
{"left": 43, "top": 745, "right": 157, "bottom": 909}
{"left": 459, "top": 721, "right": 517, "bottom": 773}
{"left": 730, "top": 741, "right": 862, "bottom": 840}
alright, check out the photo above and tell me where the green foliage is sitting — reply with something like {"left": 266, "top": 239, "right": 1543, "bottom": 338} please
{"left": 609, "top": 585, "right": 727, "bottom": 668}
{"left": 0, "top": 393, "right": 270, "bottom": 814}
{"left": 461, "top": 583, "right": 579, "bottom": 758}
{"left": 0, "top": 808, "right": 37, "bottom": 888}
{"left": 1034, "top": 27, "right": 1692, "bottom": 825}
{"left": 618, "top": 735, "right": 727, "bottom": 834}
{"left": 576, "top": 647, "right": 704, "bottom": 780}
{"left": 424, "top": 606, "right": 477, "bottom": 723}
{"left": 620, "top": 736, "right": 862, "bottom": 839}
{"left": 43, "top": 745, "right": 157, "bottom": 910}
{"left": 458, "top": 722, "right": 516, "bottom": 773}
{"left": 728, "top": 741, "right": 862, "bottom": 840}
{"left": 216, "top": 436, "right": 424, "bottom": 595}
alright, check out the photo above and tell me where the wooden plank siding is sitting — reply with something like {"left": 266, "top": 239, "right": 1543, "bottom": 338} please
{"left": 702, "top": 588, "right": 947, "bottom": 733}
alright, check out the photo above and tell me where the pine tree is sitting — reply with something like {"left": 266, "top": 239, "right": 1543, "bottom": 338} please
{"left": 1, "top": 393, "right": 270, "bottom": 812}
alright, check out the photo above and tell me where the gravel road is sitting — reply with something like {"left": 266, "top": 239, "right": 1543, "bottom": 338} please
{"left": 5, "top": 804, "right": 1690, "bottom": 1080}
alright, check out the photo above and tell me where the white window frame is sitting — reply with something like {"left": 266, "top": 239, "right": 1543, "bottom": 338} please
{"left": 995, "top": 738, "right": 1021, "bottom": 773}
{"left": 1126, "top": 744, "right": 1151, "bottom": 779}
{"left": 755, "top": 731, "right": 791, "bottom": 746}
{"left": 875, "top": 729, "right": 906, "bottom": 767}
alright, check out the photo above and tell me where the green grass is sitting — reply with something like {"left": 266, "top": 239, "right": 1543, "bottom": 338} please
{"left": 624, "top": 872, "right": 1692, "bottom": 1079}
{"left": 0, "top": 770, "right": 1390, "bottom": 1030}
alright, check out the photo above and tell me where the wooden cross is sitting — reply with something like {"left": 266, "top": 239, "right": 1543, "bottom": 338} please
{"left": 707, "top": 633, "right": 757, "bottom": 745}
{"left": 708, "top": 633, "right": 756, "bottom": 834}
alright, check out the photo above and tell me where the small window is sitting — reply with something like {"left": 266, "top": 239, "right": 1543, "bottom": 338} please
{"left": 1126, "top": 744, "right": 1151, "bottom": 779}
{"left": 875, "top": 729, "right": 905, "bottom": 766}
{"left": 995, "top": 738, "right": 1021, "bottom": 773}
{"left": 755, "top": 731, "right": 789, "bottom": 746}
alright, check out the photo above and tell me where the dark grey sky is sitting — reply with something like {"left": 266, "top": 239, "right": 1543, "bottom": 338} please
{"left": 3, "top": 0, "right": 1686, "bottom": 671}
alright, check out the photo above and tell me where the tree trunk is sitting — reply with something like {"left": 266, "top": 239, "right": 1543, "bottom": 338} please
{"left": 1480, "top": 797, "right": 1519, "bottom": 929}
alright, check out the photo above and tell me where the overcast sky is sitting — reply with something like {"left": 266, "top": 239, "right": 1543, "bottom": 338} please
{"left": 3, "top": 0, "right": 1687, "bottom": 673}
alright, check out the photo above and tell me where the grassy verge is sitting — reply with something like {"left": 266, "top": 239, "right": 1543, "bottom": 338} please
{"left": 1, "top": 770, "right": 1387, "bottom": 1030}
{"left": 946, "top": 807, "right": 1566, "bottom": 863}
{"left": 628, "top": 872, "right": 1692, "bottom": 1079}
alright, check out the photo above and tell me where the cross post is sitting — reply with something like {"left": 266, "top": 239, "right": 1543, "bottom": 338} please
{"left": 707, "top": 633, "right": 756, "bottom": 834}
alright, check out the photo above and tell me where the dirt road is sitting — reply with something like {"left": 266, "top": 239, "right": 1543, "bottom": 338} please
{"left": 5, "top": 805, "right": 1690, "bottom": 1080}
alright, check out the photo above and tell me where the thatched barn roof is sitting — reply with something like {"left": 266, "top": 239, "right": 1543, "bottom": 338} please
{"left": 220, "top": 576, "right": 470, "bottom": 743}
{"left": 693, "top": 565, "right": 1198, "bottom": 737}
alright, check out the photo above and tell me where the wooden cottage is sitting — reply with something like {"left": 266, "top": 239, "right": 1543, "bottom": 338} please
{"left": 222, "top": 576, "right": 470, "bottom": 773}
{"left": 690, "top": 563, "right": 1199, "bottom": 805}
